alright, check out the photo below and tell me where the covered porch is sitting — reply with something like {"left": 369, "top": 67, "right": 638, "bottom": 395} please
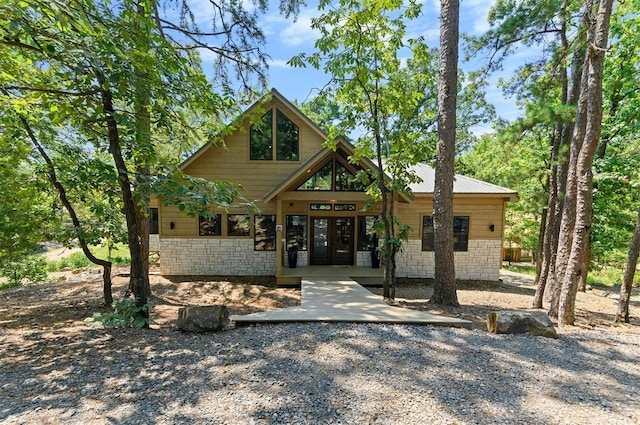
{"left": 277, "top": 265, "right": 384, "bottom": 286}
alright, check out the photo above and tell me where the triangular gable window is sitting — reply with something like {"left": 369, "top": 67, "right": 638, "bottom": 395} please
{"left": 296, "top": 158, "right": 365, "bottom": 192}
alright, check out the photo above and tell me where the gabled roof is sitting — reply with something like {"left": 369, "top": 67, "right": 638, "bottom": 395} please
{"left": 408, "top": 162, "right": 518, "bottom": 201}
{"left": 179, "top": 88, "right": 327, "bottom": 171}
{"left": 176, "top": 87, "right": 517, "bottom": 203}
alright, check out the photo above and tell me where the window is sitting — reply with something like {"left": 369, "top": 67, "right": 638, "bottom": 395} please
{"left": 335, "top": 162, "right": 365, "bottom": 191}
{"left": 250, "top": 110, "right": 273, "bottom": 160}
{"left": 254, "top": 215, "right": 276, "bottom": 250}
{"left": 228, "top": 214, "right": 250, "bottom": 237}
{"left": 276, "top": 109, "right": 299, "bottom": 161}
{"left": 298, "top": 162, "right": 333, "bottom": 191}
{"left": 358, "top": 216, "right": 378, "bottom": 251}
{"left": 297, "top": 159, "right": 365, "bottom": 192}
{"left": 422, "top": 216, "right": 469, "bottom": 251}
{"left": 149, "top": 208, "right": 159, "bottom": 234}
{"left": 249, "top": 108, "right": 299, "bottom": 161}
{"left": 286, "top": 215, "right": 307, "bottom": 250}
{"left": 334, "top": 204, "right": 356, "bottom": 211}
{"left": 199, "top": 214, "right": 222, "bottom": 236}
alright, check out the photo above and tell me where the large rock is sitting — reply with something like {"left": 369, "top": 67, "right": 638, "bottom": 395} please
{"left": 177, "top": 305, "right": 230, "bottom": 332}
{"left": 487, "top": 310, "right": 557, "bottom": 338}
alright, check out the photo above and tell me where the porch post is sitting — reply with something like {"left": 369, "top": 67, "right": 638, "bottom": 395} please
{"left": 276, "top": 195, "right": 283, "bottom": 277}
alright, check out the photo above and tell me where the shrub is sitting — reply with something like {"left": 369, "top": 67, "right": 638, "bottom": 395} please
{"left": 85, "top": 299, "right": 154, "bottom": 329}
{"left": 0, "top": 253, "right": 48, "bottom": 287}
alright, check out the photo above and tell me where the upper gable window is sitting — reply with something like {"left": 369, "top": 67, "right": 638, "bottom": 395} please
{"left": 250, "top": 110, "right": 273, "bottom": 160}
{"left": 276, "top": 110, "right": 299, "bottom": 161}
{"left": 297, "top": 158, "right": 365, "bottom": 192}
{"left": 250, "top": 108, "right": 299, "bottom": 161}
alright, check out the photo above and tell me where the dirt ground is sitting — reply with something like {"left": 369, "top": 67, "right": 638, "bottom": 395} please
{"left": 0, "top": 266, "right": 637, "bottom": 334}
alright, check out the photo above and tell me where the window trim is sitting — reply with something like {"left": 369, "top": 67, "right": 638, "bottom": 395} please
{"left": 249, "top": 108, "right": 299, "bottom": 162}
{"left": 286, "top": 215, "right": 308, "bottom": 251}
{"left": 227, "top": 214, "right": 250, "bottom": 237}
{"left": 199, "top": 214, "right": 222, "bottom": 237}
{"left": 296, "top": 157, "right": 365, "bottom": 192}
{"left": 357, "top": 215, "right": 378, "bottom": 251}
{"left": 421, "top": 215, "right": 470, "bottom": 252}
{"left": 149, "top": 207, "right": 159, "bottom": 235}
{"left": 249, "top": 109, "right": 273, "bottom": 161}
{"left": 254, "top": 214, "right": 277, "bottom": 251}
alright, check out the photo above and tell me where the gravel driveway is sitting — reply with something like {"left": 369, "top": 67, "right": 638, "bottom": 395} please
{"left": 1, "top": 322, "right": 638, "bottom": 424}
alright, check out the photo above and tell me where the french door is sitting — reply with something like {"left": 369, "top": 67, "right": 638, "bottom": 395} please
{"left": 310, "top": 217, "right": 354, "bottom": 265}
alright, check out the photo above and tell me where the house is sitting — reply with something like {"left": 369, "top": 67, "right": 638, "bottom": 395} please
{"left": 150, "top": 89, "right": 518, "bottom": 282}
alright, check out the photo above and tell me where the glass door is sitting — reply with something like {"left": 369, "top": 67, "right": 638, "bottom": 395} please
{"left": 310, "top": 217, "right": 354, "bottom": 265}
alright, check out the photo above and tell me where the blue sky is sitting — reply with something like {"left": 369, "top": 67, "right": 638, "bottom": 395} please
{"left": 254, "top": 0, "right": 527, "bottom": 130}
{"left": 185, "top": 0, "right": 528, "bottom": 130}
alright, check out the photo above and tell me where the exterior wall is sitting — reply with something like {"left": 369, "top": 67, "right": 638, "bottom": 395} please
{"left": 182, "top": 98, "right": 326, "bottom": 205}
{"left": 396, "top": 239, "right": 502, "bottom": 281}
{"left": 149, "top": 234, "right": 160, "bottom": 252}
{"left": 160, "top": 238, "right": 275, "bottom": 276}
{"left": 285, "top": 250, "right": 309, "bottom": 268}
{"left": 396, "top": 195, "right": 506, "bottom": 243}
{"left": 356, "top": 251, "right": 372, "bottom": 267}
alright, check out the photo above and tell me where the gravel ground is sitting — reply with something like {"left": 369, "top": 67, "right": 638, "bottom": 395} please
{"left": 1, "top": 322, "right": 639, "bottom": 424}
{"left": 1, "top": 268, "right": 639, "bottom": 424}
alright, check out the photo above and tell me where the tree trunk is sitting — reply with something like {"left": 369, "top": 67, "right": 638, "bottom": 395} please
{"left": 534, "top": 206, "right": 547, "bottom": 286}
{"left": 534, "top": 7, "right": 570, "bottom": 307}
{"left": 548, "top": 0, "right": 596, "bottom": 318}
{"left": 430, "top": 0, "right": 459, "bottom": 306}
{"left": 557, "top": 0, "right": 614, "bottom": 326}
{"left": 130, "top": 0, "right": 153, "bottom": 298}
{"left": 98, "top": 81, "right": 150, "bottom": 319}
{"left": 20, "top": 116, "right": 114, "bottom": 305}
{"left": 615, "top": 207, "right": 640, "bottom": 323}
{"left": 577, "top": 235, "right": 591, "bottom": 292}
{"left": 373, "top": 103, "right": 393, "bottom": 301}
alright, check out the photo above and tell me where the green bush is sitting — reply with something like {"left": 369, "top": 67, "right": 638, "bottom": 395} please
{"left": 0, "top": 253, "right": 49, "bottom": 287}
{"left": 85, "top": 299, "right": 154, "bottom": 329}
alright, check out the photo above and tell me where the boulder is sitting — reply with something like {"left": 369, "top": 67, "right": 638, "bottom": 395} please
{"left": 176, "top": 305, "right": 230, "bottom": 332}
{"left": 487, "top": 310, "right": 557, "bottom": 338}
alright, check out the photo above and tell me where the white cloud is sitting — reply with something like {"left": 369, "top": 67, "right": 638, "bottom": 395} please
{"left": 461, "top": 0, "right": 495, "bottom": 35}
{"left": 268, "top": 59, "right": 293, "bottom": 69}
{"left": 279, "top": 12, "right": 321, "bottom": 47}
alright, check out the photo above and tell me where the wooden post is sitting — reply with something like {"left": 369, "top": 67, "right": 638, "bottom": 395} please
{"left": 276, "top": 195, "right": 283, "bottom": 278}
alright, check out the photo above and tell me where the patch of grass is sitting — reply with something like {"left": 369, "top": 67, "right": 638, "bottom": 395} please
{"left": 502, "top": 263, "right": 536, "bottom": 276}
{"left": 0, "top": 281, "right": 21, "bottom": 291}
{"left": 587, "top": 267, "right": 640, "bottom": 288}
{"left": 46, "top": 244, "right": 130, "bottom": 272}
{"left": 502, "top": 262, "right": 640, "bottom": 288}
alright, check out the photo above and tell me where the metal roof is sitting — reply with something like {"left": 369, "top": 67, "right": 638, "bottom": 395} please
{"left": 408, "top": 162, "right": 518, "bottom": 200}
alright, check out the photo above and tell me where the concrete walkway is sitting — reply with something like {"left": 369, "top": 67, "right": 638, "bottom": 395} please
{"left": 234, "top": 277, "right": 472, "bottom": 328}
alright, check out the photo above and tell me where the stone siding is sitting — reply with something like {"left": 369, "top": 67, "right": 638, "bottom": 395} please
{"left": 149, "top": 235, "right": 160, "bottom": 253}
{"left": 396, "top": 239, "right": 501, "bottom": 281}
{"left": 284, "top": 250, "right": 309, "bottom": 268}
{"left": 356, "top": 251, "right": 372, "bottom": 267}
{"left": 160, "top": 239, "right": 275, "bottom": 276}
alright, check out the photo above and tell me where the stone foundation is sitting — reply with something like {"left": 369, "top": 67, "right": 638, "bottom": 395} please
{"left": 159, "top": 238, "right": 501, "bottom": 280}
{"left": 396, "top": 239, "right": 502, "bottom": 281}
{"left": 160, "top": 238, "right": 275, "bottom": 276}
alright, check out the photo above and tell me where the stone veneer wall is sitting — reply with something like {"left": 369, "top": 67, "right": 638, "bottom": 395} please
{"left": 396, "top": 239, "right": 502, "bottom": 281}
{"left": 356, "top": 251, "right": 372, "bottom": 267}
{"left": 149, "top": 235, "right": 160, "bottom": 253}
{"left": 284, "top": 250, "right": 309, "bottom": 268}
{"left": 160, "top": 238, "right": 275, "bottom": 276}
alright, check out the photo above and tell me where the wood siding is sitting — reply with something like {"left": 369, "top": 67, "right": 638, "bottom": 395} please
{"left": 183, "top": 97, "right": 325, "bottom": 203}
{"left": 396, "top": 195, "right": 506, "bottom": 241}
